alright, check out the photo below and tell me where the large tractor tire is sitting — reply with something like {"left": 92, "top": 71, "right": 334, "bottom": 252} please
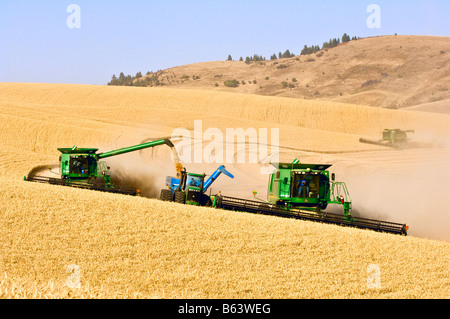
{"left": 160, "top": 189, "right": 174, "bottom": 202}
{"left": 174, "top": 191, "right": 186, "bottom": 204}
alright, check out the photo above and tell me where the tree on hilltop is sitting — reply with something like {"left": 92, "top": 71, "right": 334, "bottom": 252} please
{"left": 342, "top": 33, "right": 351, "bottom": 43}
{"left": 108, "top": 74, "right": 118, "bottom": 86}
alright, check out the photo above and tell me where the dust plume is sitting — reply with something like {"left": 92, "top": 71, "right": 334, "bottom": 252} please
{"left": 106, "top": 149, "right": 176, "bottom": 199}
{"left": 27, "top": 165, "right": 58, "bottom": 179}
{"left": 332, "top": 154, "right": 450, "bottom": 241}
{"left": 408, "top": 131, "right": 450, "bottom": 149}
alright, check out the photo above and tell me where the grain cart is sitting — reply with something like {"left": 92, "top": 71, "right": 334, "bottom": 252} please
{"left": 360, "top": 129, "right": 415, "bottom": 149}
{"left": 161, "top": 165, "right": 234, "bottom": 206}
{"left": 211, "top": 159, "right": 409, "bottom": 235}
{"left": 25, "top": 138, "right": 174, "bottom": 196}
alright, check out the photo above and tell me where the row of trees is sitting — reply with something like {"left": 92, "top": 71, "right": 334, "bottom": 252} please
{"left": 228, "top": 50, "right": 296, "bottom": 63}
{"left": 108, "top": 33, "right": 361, "bottom": 86}
{"left": 107, "top": 71, "right": 165, "bottom": 87}
{"left": 228, "top": 33, "right": 361, "bottom": 62}
{"left": 305, "top": 33, "right": 361, "bottom": 54}
{"left": 108, "top": 72, "right": 145, "bottom": 86}
{"left": 300, "top": 45, "right": 321, "bottom": 55}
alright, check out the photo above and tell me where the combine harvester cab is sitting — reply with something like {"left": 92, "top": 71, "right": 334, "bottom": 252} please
{"left": 212, "top": 159, "right": 409, "bottom": 236}
{"left": 266, "top": 161, "right": 353, "bottom": 221}
{"left": 25, "top": 138, "right": 175, "bottom": 196}
{"left": 161, "top": 165, "right": 234, "bottom": 206}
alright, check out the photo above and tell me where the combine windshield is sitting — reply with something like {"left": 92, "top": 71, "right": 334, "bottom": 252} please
{"left": 293, "top": 172, "right": 320, "bottom": 198}
{"left": 70, "top": 156, "right": 89, "bottom": 175}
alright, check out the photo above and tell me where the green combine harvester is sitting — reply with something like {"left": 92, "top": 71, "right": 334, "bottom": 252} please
{"left": 359, "top": 129, "right": 415, "bottom": 149}
{"left": 210, "top": 159, "right": 409, "bottom": 235}
{"left": 25, "top": 138, "right": 174, "bottom": 196}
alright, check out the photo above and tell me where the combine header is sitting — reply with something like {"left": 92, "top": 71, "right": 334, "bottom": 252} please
{"left": 359, "top": 129, "right": 415, "bottom": 149}
{"left": 209, "top": 160, "right": 409, "bottom": 236}
{"left": 25, "top": 138, "right": 174, "bottom": 196}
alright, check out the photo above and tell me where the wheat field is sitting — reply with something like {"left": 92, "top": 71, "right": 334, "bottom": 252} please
{"left": 0, "top": 83, "right": 449, "bottom": 299}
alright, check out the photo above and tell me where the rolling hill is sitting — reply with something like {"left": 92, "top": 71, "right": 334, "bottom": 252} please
{"left": 132, "top": 35, "right": 450, "bottom": 110}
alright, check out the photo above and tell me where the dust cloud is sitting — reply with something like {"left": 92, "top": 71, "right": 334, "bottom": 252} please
{"left": 408, "top": 131, "right": 450, "bottom": 149}
{"left": 107, "top": 149, "right": 176, "bottom": 198}
{"left": 27, "top": 164, "right": 58, "bottom": 179}
{"left": 332, "top": 151, "right": 450, "bottom": 241}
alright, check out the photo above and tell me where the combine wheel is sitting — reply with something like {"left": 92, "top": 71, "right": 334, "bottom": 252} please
{"left": 174, "top": 191, "right": 186, "bottom": 204}
{"left": 160, "top": 189, "right": 174, "bottom": 202}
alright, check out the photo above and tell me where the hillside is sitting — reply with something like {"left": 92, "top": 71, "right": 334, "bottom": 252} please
{"left": 133, "top": 35, "right": 450, "bottom": 109}
{"left": 404, "top": 98, "right": 450, "bottom": 114}
{"left": 0, "top": 83, "right": 449, "bottom": 298}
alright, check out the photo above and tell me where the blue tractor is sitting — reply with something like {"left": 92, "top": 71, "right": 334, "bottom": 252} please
{"left": 160, "top": 165, "right": 234, "bottom": 206}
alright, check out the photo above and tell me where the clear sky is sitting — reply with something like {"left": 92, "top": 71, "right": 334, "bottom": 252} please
{"left": 1, "top": 0, "right": 449, "bottom": 85}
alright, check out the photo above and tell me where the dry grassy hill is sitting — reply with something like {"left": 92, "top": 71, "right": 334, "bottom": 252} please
{"left": 404, "top": 98, "right": 450, "bottom": 114}
{"left": 136, "top": 35, "right": 450, "bottom": 110}
{"left": 0, "top": 83, "right": 449, "bottom": 299}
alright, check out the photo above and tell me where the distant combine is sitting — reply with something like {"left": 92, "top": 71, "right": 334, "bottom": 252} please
{"left": 360, "top": 129, "right": 415, "bottom": 149}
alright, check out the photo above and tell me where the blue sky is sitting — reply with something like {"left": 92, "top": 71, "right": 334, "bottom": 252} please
{"left": 1, "top": 0, "right": 449, "bottom": 85}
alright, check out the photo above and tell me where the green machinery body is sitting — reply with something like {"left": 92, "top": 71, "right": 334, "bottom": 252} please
{"left": 382, "top": 129, "right": 414, "bottom": 146}
{"left": 266, "top": 161, "right": 353, "bottom": 221}
{"left": 176, "top": 172, "right": 207, "bottom": 206}
{"left": 26, "top": 139, "right": 174, "bottom": 195}
{"left": 360, "top": 129, "right": 415, "bottom": 149}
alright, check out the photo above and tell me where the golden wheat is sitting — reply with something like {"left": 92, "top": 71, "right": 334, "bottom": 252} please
{"left": 0, "top": 83, "right": 449, "bottom": 299}
{"left": 0, "top": 177, "right": 448, "bottom": 299}
{"left": 2, "top": 83, "right": 450, "bottom": 160}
